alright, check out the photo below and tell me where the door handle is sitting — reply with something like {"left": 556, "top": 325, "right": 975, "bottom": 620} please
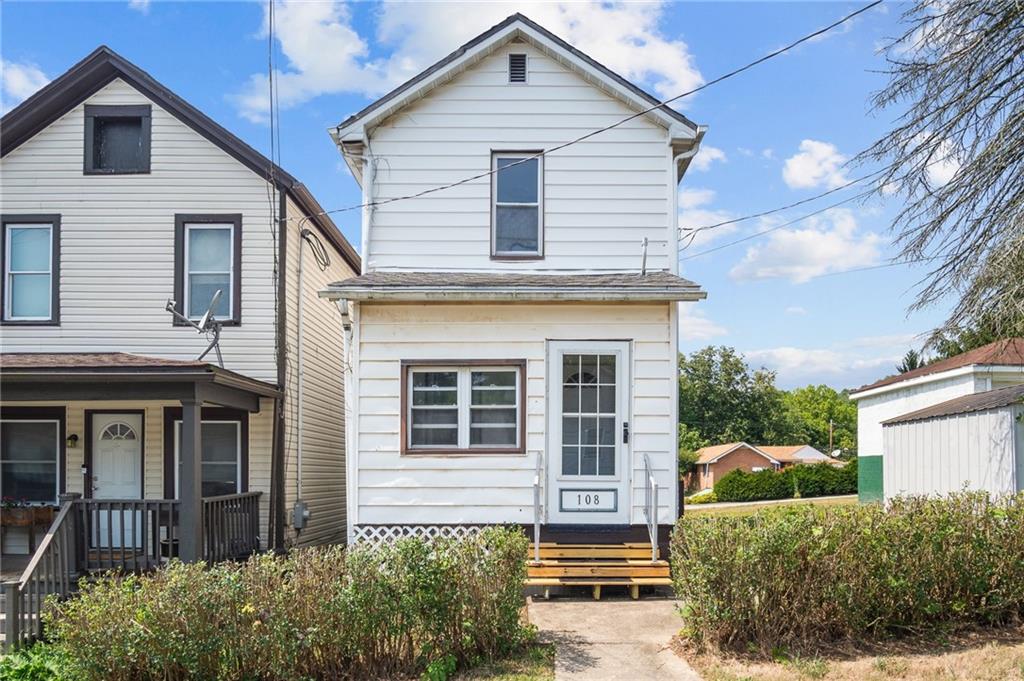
{"left": 622, "top": 421, "right": 630, "bottom": 444}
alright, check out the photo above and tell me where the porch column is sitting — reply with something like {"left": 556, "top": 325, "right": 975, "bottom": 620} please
{"left": 179, "top": 398, "right": 204, "bottom": 562}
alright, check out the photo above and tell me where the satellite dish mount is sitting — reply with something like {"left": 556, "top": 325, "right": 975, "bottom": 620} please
{"left": 165, "top": 289, "right": 226, "bottom": 368}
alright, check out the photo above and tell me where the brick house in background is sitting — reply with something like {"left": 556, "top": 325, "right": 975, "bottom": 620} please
{"left": 690, "top": 442, "right": 836, "bottom": 491}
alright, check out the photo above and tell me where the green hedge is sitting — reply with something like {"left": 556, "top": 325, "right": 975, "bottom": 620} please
{"left": 713, "top": 460, "right": 857, "bottom": 502}
{"left": 43, "top": 527, "right": 530, "bottom": 681}
{"left": 671, "top": 492, "right": 1024, "bottom": 653}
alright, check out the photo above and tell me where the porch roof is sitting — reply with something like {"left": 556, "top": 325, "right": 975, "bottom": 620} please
{"left": 0, "top": 352, "right": 279, "bottom": 411}
{"left": 320, "top": 270, "right": 706, "bottom": 302}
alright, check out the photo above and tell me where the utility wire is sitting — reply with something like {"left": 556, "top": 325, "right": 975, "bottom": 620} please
{"left": 289, "top": 0, "right": 883, "bottom": 224}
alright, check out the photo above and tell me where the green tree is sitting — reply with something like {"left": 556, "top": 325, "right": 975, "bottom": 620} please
{"left": 897, "top": 349, "right": 925, "bottom": 373}
{"left": 782, "top": 384, "right": 857, "bottom": 456}
{"left": 678, "top": 346, "right": 797, "bottom": 446}
{"left": 678, "top": 423, "right": 707, "bottom": 480}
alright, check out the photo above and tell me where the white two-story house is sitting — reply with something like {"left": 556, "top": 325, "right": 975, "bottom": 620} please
{"left": 0, "top": 47, "right": 359, "bottom": 575}
{"left": 320, "top": 14, "right": 707, "bottom": 579}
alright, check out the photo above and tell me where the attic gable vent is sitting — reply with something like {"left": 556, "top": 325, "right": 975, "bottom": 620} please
{"left": 508, "top": 54, "right": 527, "bottom": 83}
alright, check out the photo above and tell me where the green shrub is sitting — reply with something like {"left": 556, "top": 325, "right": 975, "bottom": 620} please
{"left": 671, "top": 492, "right": 1024, "bottom": 653}
{"left": 791, "top": 461, "right": 857, "bottom": 498}
{"left": 686, "top": 491, "right": 718, "bottom": 505}
{"left": 0, "top": 643, "right": 70, "bottom": 681}
{"left": 44, "top": 526, "right": 530, "bottom": 681}
{"left": 714, "top": 467, "right": 794, "bottom": 502}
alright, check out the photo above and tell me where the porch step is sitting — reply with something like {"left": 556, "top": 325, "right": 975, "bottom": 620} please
{"left": 525, "top": 542, "right": 671, "bottom": 600}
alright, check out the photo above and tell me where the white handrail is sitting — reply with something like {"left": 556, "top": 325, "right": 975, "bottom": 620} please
{"left": 642, "top": 453, "right": 658, "bottom": 562}
{"left": 532, "top": 451, "right": 542, "bottom": 563}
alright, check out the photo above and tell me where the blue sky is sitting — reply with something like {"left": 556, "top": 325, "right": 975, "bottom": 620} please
{"left": 1, "top": 1, "right": 947, "bottom": 391}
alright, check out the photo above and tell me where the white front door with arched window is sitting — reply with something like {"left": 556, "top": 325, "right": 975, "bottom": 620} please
{"left": 91, "top": 412, "right": 143, "bottom": 548}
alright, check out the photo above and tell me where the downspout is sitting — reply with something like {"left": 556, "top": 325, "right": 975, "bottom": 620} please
{"left": 296, "top": 224, "right": 306, "bottom": 505}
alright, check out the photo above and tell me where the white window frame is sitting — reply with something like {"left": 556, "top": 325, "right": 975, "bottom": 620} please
{"left": 183, "top": 223, "right": 234, "bottom": 320}
{"left": 4, "top": 224, "right": 53, "bottom": 321}
{"left": 0, "top": 418, "right": 60, "bottom": 505}
{"left": 491, "top": 152, "right": 544, "bottom": 258}
{"left": 173, "top": 420, "right": 242, "bottom": 497}
{"left": 405, "top": 365, "right": 523, "bottom": 453}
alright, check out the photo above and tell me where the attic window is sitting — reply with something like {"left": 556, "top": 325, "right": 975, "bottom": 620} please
{"left": 84, "top": 105, "right": 152, "bottom": 174}
{"left": 508, "top": 54, "right": 527, "bottom": 83}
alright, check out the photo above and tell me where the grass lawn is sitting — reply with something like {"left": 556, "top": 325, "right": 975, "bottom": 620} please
{"left": 684, "top": 494, "right": 858, "bottom": 518}
{"left": 677, "top": 627, "right": 1024, "bottom": 680}
{"left": 456, "top": 644, "right": 555, "bottom": 681}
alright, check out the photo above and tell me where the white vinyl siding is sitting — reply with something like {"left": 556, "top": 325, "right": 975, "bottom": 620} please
{"left": 352, "top": 302, "right": 676, "bottom": 527}
{"left": 364, "top": 45, "right": 672, "bottom": 272}
{"left": 280, "top": 195, "right": 356, "bottom": 547}
{"left": 0, "top": 79, "right": 277, "bottom": 382}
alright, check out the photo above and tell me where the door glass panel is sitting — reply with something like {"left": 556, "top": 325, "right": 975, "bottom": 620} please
{"left": 561, "top": 353, "right": 616, "bottom": 477}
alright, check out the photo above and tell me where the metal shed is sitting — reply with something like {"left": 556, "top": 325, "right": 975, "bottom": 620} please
{"left": 881, "top": 384, "right": 1024, "bottom": 500}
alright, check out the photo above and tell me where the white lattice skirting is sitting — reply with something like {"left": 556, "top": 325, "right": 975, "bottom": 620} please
{"left": 353, "top": 525, "right": 488, "bottom": 543}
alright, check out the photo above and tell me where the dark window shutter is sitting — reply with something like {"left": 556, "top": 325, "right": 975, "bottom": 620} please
{"left": 508, "top": 54, "right": 527, "bottom": 83}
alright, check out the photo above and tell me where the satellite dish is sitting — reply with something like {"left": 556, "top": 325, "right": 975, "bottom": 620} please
{"left": 163, "top": 289, "right": 226, "bottom": 368}
{"left": 197, "top": 289, "right": 222, "bottom": 333}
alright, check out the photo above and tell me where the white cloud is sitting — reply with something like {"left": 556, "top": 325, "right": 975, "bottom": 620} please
{"left": 1, "top": 59, "right": 50, "bottom": 112}
{"left": 729, "top": 208, "right": 881, "bottom": 283}
{"left": 128, "top": 0, "right": 150, "bottom": 13}
{"left": 233, "top": 1, "right": 703, "bottom": 123}
{"left": 677, "top": 187, "right": 737, "bottom": 250}
{"left": 785, "top": 306, "right": 807, "bottom": 316}
{"left": 921, "top": 135, "right": 961, "bottom": 187}
{"left": 689, "top": 145, "right": 726, "bottom": 172}
{"left": 782, "top": 139, "right": 849, "bottom": 189}
{"left": 761, "top": 148, "right": 775, "bottom": 160}
{"left": 678, "top": 302, "right": 727, "bottom": 341}
{"left": 744, "top": 331, "right": 919, "bottom": 390}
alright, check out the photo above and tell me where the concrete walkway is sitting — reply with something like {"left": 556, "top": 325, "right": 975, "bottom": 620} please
{"left": 528, "top": 597, "right": 701, "bottom": 680}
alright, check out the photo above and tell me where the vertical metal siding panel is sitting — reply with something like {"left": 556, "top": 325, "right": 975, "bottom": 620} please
{"left": 0, "top": 78, "right": 278, "bottom": 382}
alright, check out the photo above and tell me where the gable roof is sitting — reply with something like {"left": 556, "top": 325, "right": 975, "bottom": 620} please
{"left": 883, "top": 383, "right": 1024, "bottom": 426}
{"left": 695, "top": 442, "right": 780, "bottom": 465}
{"left": 331, "top": 13, "right": 700, "bottom": 142}
{"left": 0, "top": 45, "right": 360, "bottom": 273}
{"left": 851, "top": 338, "right": 1024, "bottom": 396}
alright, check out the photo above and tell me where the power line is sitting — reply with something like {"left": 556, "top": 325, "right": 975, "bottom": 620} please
{"left": 802, "top": 257, "right": 937, "bottom": 281}
{"left": 679, "top": 184, "right": 879, "bottom": 260}
{"left": 290, "top": 0, "right": 883, "bottom": 224}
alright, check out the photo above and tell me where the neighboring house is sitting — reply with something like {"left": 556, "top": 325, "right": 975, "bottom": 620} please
{"left": 882, "top": 384, "right": 1024, "bottom": 499}
{"left": 849, "top": 338, "right": 1024, "bottom": 502}
{"left": 0, "top": 47, "right": 360, "bottom": 566}
{"left": 320, "top": 14, "right": 707, "bottom": 560}
{"left": 691, "top": 442, "right": 835, "bottom": 491}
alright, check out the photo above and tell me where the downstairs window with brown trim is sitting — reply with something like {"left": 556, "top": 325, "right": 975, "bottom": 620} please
{"left": 400, "top": 360, "right": 526, "bottom": 455}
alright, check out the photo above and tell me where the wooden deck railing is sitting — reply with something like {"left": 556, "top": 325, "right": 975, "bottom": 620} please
{"left": 203, "top": 492, "right": 262, "bottom": 563}
{"left": 3, "top": 492, "right": 261, "bottom": 649}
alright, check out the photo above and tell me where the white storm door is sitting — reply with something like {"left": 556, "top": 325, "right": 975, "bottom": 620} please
{"left": 91, "top": 413, "right": 143, "bottom": 548}
{"left": 546, "top": 341, "right": 631, "bottom": 524}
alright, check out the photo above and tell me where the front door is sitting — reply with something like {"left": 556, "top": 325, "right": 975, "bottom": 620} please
{"left": 546, "top": 341, "right": 631, "bottom": 524}
{"left": 91, "top": 412, "right": 143, "bottom": 548}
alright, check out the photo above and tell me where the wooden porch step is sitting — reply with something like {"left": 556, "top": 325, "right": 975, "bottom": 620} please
{"left": 528, "top": 543, "right": 661, "bottom": 560}
{"left": 525, "top": 575, "right": 672, "bottom": 601}
{"left": 528, "top": 564, "right": 670, "bottom": 578}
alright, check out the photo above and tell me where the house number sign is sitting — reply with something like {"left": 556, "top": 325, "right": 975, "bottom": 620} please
{"left": 559, "top": 489, "right": 617, "bottom": 512}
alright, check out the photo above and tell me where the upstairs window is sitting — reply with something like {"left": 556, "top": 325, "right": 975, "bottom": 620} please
{"left": 508, "top": 53, "right": 527, "bottom": 83}
{"left": 403, "top": 362, "right": 525, "bottom": 454}
{"left": 84, "top": 105, "right": 152, "bottom": 174}
{"left": 174, "top": 214, "right": 241, "bottom": 325}
{"left": 1, "top": 215, "right": 60, "bottom": 324}
{"left": 491, "top": 153, "right": 543, "bottom": 258}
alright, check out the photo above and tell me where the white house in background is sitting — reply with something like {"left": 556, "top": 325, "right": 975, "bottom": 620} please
{"left": 0, "top": 47, "right": 360, "bottom": 564}
{"left": 881, "top": 384, "right": 1024, "bottom": 499}
{"left": 849, "top": 338, "right": 1024, "bottom": 502}
{"left": 320, "top": 14, "right": 707, "bottom": 566}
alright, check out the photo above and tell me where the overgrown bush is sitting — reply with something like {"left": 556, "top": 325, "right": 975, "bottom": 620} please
{"left": 671, "top": 492, "right": 1024, "bottom": 653}
{"left": 0, "top": 643, "right": 70, "bottom": 681}
{"left": 714, "top": 467, "right": 794, "bottom": 502}
{"left": 44, "top": 526, "right": 530, "bottom": 681}
{"left": 713, "top": 461, "right": 856, "bottom": 503}
{"left": 686, "top": 491, "right": 718, "bottom": 505}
